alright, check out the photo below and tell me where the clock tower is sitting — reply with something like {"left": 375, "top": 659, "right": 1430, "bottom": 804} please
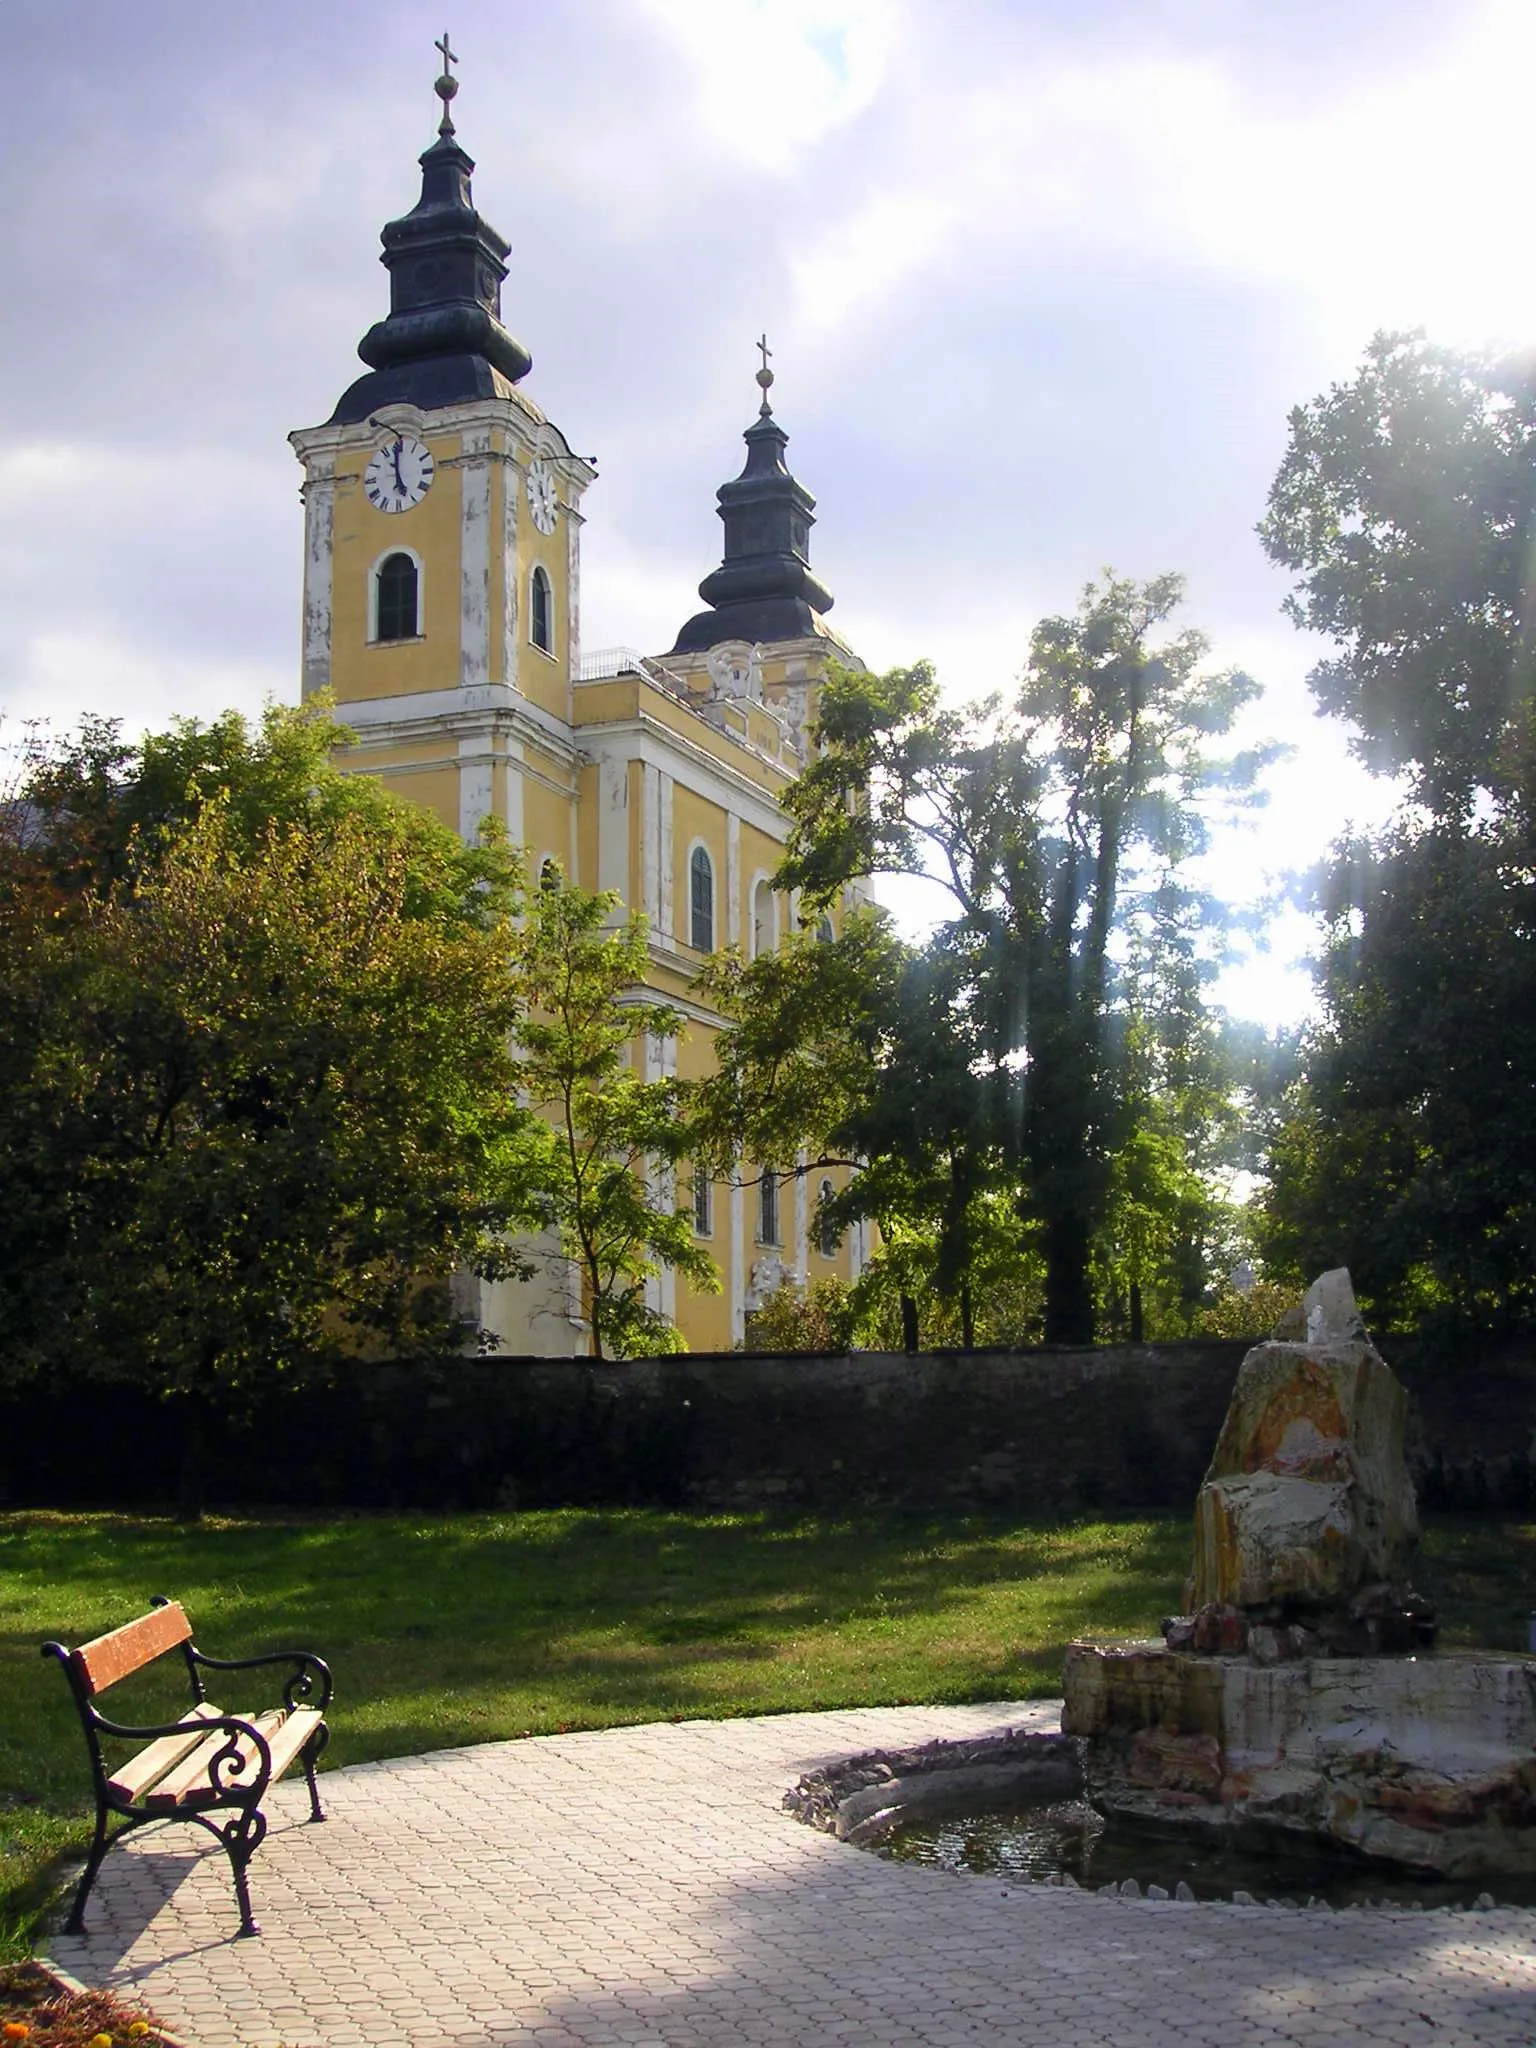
{"left": 288, "top": 43, "right": 594, "bottom": 863}
{"left": 289, "top": 44, "right": 872, "bottom": 1353}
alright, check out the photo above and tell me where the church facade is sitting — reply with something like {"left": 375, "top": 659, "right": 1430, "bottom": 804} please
{"left": 287, "top": 55, "right": 868, "bottom": 1355}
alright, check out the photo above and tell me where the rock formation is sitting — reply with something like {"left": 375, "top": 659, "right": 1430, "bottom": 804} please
{"left": 1167, "top": 1269, "right": 1434, "bottom": 1658}
{"left": 1062, "top": 1270, "right": 1536, "bottom": 1876}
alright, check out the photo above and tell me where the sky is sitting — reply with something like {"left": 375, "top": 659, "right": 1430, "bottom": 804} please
{"left": 3, "top": 0, "right": 1533, "bottom": 1025}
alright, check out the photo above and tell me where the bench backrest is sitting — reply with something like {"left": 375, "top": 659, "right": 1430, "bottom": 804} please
{"left": 70, "top": 1601, "right": 193, "bottom": 1697}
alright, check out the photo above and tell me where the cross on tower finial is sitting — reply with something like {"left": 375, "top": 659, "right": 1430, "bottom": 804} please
{"left": 755, "top": 332, "right": 775, "bottom": 416}
{"left": 434, "top": 30, "right": 460, "bottom": 136}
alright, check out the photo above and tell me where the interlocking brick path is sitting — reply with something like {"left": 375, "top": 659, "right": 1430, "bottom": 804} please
{"left": 46, "top": 1702, "right": 1536, "bottom": 2048}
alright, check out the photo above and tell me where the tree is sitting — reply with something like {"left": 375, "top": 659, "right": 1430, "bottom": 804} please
{"left": 1260, "top": 810, "right": 1536, "bottom": 1331}
{"left": 0, "top": 707, "right": 546, "bottom": 1513}
{"left": 1259, "top": 330, "right": 1536, "bottom": 814}
{"left": 511, "top": 874, "right": 718, "bottom": 1360}
{"left": 1258, "top": 334, "right": 1536, "bottom": 1332}
{"left": 766, "top": 573, "right": 1272, "bottom": 1343}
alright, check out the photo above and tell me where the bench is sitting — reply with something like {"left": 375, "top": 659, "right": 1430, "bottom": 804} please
{"left": 42, "top": 1595, "right": 332, "bottom": 1938}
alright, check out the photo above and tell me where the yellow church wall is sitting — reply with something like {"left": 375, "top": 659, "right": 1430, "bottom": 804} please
{"left": 575, "top": 762, "right": 600, "bottom": 893}
{"left": 368, "top": 763, "right": 461, "bottom": 833}
{"left": 327, "top": 429, "right": 466, "bottom": 704}
{"left": 671, "top": 784, "right": 727, "bottom": 955}
{"left": 523, "top": 778, "right": 574, "bottom": 875}
{"left": 519, "top": 522, "right": 571, "bottom": 723}
{"left": 680, "top": 1263, "right": 731, "bottom": 1351}
{"left": 570, "top": 678, "right": 640, "bottom": 726}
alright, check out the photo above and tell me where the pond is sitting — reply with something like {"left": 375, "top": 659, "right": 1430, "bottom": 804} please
{"left": 876, "top": 1795, "right": 1536, "bottom": 1911}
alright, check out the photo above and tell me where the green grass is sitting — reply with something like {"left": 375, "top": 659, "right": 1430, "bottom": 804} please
{"left": 2, "top": 1506, "right": 1529, "bottom": 1953}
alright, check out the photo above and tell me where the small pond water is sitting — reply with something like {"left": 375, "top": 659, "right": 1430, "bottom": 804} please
{"left": 878, "top": 1798, "right": 1536, "bottom": 1911}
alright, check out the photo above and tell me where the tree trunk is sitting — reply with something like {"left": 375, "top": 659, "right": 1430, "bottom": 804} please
{"left": 176, "top": 1394, "right": 208, "bottom": 1525}
{"left": 1042, "top": 1210, "right": 1095, "bottom": 1345}
{"left": 900, "top": 1291, "right": 919, "bottom": 1354}
{"left": 1129, "top": 1279, "right": 1144, "bottom": 1344}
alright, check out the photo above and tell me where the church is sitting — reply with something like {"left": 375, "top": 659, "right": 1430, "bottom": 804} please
{"left": 286, "top": 46, "right": 870, "bottom": 1356}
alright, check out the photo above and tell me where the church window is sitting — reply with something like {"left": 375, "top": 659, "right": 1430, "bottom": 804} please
{"left": 375, "top": 551, "right": 419, "bottom": 642}
{"left": 817, "top": 1179, "right": 839, "bottom": 1259}
{"left": 692, "top": 1171, "right": 713, "bottom": 1237}
{"left": 539, "top": 856, "right": 560, "bottom": 892}
{"left": 757, "top": 1171, "right": 780, "bottom": 1246}
{"left": 751, "top": 878, "right": 775, "bottom": 959}
{"left": 531, "top": 564, "right": 554, "bottom": 653}
{"left": 689, "top": 844, "right": 714, "bottom": 951}
{"left": 817, "top": 913, "right": 834, "bottom": 944}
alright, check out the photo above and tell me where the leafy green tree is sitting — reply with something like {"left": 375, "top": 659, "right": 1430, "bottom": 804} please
{"left": 511, "top": 875, "right": 718, "bottom": 1360}
{"left": 1258, "top": 333, "right": 1536, "bottom": 1332}
{"left": 1261, "top": 812, "right": 1536, "bottom": 1330}
{"left": 772, "top": 573, "right": 1272, "bottom": 1342}
{"left": 0, "top": 709, "right": 545, "bottom": 1514}
{"left": 1259, "top": 330, "right": 1536, "bottom": 814}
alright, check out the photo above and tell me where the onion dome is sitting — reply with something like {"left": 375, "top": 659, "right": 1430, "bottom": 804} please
{"left": 330, "top": 40, "right": 533, "bottom": 424}
{"left": 671, "top": 347, "right": 835, "bottom": 654}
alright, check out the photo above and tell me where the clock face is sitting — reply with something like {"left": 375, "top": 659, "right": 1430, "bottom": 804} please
{"left": 526, "top": 458, "right": 558, "bottom": 535}
{"left": 364, "top": 436, "right": 435, "bottom": 514}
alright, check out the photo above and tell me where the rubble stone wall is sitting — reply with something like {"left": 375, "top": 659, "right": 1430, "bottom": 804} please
{"left": 4, "top": 1335, "right": 1533, "bottom": 1512}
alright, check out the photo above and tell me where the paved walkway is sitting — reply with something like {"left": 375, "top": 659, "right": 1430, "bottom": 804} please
{"left": 48, "top": 1702, "right": 1536, "bottom": 2048}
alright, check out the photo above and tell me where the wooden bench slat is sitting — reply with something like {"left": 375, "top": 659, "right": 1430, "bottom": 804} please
{"left": 72, "top": 1602, "right": 193, "bottom": 1696}
{"left": 140, "top": 1706, "right": 322, "bottom": 1813}
{"left": 104, "top": 1701, "right": 222, "bottom": 1802}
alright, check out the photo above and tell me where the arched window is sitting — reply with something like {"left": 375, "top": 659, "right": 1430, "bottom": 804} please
{"left": 531, "top": 565, "right": 553, "bottom": 653}
{"left": 817, "top": 1179, "right": 839, "bottom": 1259}
{"left": 692, "top": 1171, "right": 713, "bottom": 1238}
{"left": 689, "top": 844, "right": 714, "bottom": 951}
{"left": 817, "top": 913, "right": 834, "bottom": 944}
{"left": 751, "top": 878, "right": 775, "bottom": 959}
{"left": 757, "top": 1171, "right": 779, "bottom": 1246}
{"left": 375, "top": 552, "right": 419, "bottom": 642}
{"left": 538, "top": 856, "right": 560, "bottom": 892}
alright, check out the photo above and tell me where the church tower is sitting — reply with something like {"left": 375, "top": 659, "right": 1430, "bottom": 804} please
{"left": 288, "top": 40, "right": 593, "bottom": 864}
{"left": 289, "top": 46, "right": 869, "bottom": 1354}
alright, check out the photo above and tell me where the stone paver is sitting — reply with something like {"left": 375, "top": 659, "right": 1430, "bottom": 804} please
{"left": 46, "top": 1701, "right": 1536, "bottom": 2048}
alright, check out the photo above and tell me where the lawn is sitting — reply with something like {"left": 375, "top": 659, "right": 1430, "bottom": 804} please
{"left": 2, "top": 1506, "right": 1529, "bottom": 1951}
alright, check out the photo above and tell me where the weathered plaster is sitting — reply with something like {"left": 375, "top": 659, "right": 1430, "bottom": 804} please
{"left": 300, "top": 457, "right": 336, "bottom": 697}
{"left": 459, "top": 428, "right": 492, "bottom": 689}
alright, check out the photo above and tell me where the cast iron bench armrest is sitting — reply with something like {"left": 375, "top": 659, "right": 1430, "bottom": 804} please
{"left": 188, "top": 1647, "right": 334, "bottom": 1713}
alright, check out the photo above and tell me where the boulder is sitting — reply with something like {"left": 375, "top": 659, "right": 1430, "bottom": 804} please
{"left": 1186, "top": 1270, "right": 1420, "bottom": 1620}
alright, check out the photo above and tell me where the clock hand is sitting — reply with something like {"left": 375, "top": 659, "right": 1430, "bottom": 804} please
{"left": 391, "top": 440, "right": 405, "bottom": 491}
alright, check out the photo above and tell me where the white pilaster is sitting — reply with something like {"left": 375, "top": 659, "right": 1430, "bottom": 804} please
{"left": 794, "top": 1148, "right": 809, "bottom": 1285}
{"left": 458, "top": 733, "right": 494, "bottom": 844}
{"left": 566, "top": 495, "right": 582, "bottom": 683}
{"left": 504, "top": 736, "right": 525, "bottom": 847}
{"left": 300, "top": 458, "right": 335, "bottom": 698}
{"left": 599, "top": 759, "right": 629, "bottom": 909}
{"left": 659, "top": 772, "right": 675, "bottom": 942}
{"left": 500, "top": 440, "right": 520, "bottom": 691}
{"left": 726, "top": 813, "right": 741, "bottom": 949}
{"left": 641, "top": 763, "right": 661, "bottom": 925}
{"left": 460, "top": 428, "right": 492, "bottom": 688}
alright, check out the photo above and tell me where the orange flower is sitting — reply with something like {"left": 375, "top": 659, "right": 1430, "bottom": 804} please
{"left": 2, "top": 2023, "right": 30, "bottom": 2041}
{"left": 88, "top": 2033, "right": 113, "bottom": 2048}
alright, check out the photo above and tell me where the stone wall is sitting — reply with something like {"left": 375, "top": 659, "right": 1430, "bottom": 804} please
{"left": 3, "top": 1337, "right": 1532, "bottom": 1513}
